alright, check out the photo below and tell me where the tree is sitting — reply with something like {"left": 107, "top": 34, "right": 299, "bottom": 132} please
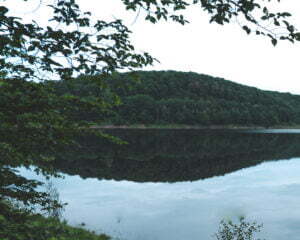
{"left": 0, "top": 0, "right": 152, "bottom": 208}
{"left": 214, "top": 217, "right": 263, "bottom": 240}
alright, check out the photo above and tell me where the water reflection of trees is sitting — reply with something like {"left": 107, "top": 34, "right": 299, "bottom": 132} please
{"left": 49, "top": 130, "right": 300, "bottom": 182}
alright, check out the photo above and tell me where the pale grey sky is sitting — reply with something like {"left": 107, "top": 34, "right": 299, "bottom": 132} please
{"left": 5, "top": 0, "right": 300, "bottom": 94}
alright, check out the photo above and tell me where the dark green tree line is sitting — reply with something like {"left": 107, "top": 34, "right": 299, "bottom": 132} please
{"left": 54, "top": 71, "right": 300, "bottom": 127}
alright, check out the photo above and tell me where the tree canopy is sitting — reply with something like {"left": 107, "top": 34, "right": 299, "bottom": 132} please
{"left": 55, "top": 71, "right": 300, "bottom": 127}
{"left": 122, "top": 0, "right": 300, "bottom": 45}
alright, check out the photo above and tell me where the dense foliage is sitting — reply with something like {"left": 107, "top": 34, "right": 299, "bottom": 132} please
{"left": 0, "top": 200, "right": 109, "bottom": 240}
{"left": 52, "top": 71, "right": 300, "bottom": 127}
{"left": 0, "top": 77, "right": 120, "bottom": 239}
{"left": 0, "top": 78, "right": 113, "bottom": 206}
{"left": 215, "top": 217, "right": 263, "bottom": 240}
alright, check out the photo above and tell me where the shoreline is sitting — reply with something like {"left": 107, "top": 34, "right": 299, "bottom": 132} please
{"left": 91, "top": 124, "right": 300, "bottom": 130}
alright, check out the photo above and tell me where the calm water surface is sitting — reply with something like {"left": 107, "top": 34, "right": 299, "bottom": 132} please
{"left": 20, "top": 129, "right": 300, "bottom": 240}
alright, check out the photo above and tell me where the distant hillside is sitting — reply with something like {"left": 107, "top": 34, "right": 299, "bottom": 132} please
{"left": 52, "top": 71, "right": 300, "bottom": 126}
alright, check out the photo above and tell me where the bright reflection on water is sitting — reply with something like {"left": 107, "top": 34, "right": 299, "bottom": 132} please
{"left": 244, "top": 129, "right": 300, "bottom": 134}
{"left": 20, "top": 157, "right": 300, "bottom": 240}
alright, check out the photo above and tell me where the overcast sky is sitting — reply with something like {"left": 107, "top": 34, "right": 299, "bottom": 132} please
{"left": 6, "top": 0, "right": 300, "bottom": 94}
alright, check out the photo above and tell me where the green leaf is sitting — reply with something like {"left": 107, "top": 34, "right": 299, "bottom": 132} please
{"left": 242, "top": 26, "right": 251, "bottom": 34}
{"left": 271, "top": 38, "right": 277, "bottom": 46}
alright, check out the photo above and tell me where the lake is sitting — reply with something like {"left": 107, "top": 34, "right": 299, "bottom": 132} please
{"left": 19, "top": 129, "right": 300, "bottom": 240}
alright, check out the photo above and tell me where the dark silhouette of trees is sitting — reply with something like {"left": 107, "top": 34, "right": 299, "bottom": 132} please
{"left": 54, "top": 71, "right": 300, "bottom": 126}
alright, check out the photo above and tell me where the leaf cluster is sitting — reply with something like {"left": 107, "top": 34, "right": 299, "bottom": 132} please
{"left": 0, "top": 0, "right": 154, "bottom": 81}
{"left": 215, "top": 217, "right": 263, "bottom": 240}
{"left": 0, "top": 200, "right": 109, "bottom": 240}
{"left": 121, "top": 0, "right": 299, "bottom": 45}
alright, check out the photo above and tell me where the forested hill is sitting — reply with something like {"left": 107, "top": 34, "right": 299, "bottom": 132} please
{"left": 52, "top": 71, "right": 300, "bottom": 126}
